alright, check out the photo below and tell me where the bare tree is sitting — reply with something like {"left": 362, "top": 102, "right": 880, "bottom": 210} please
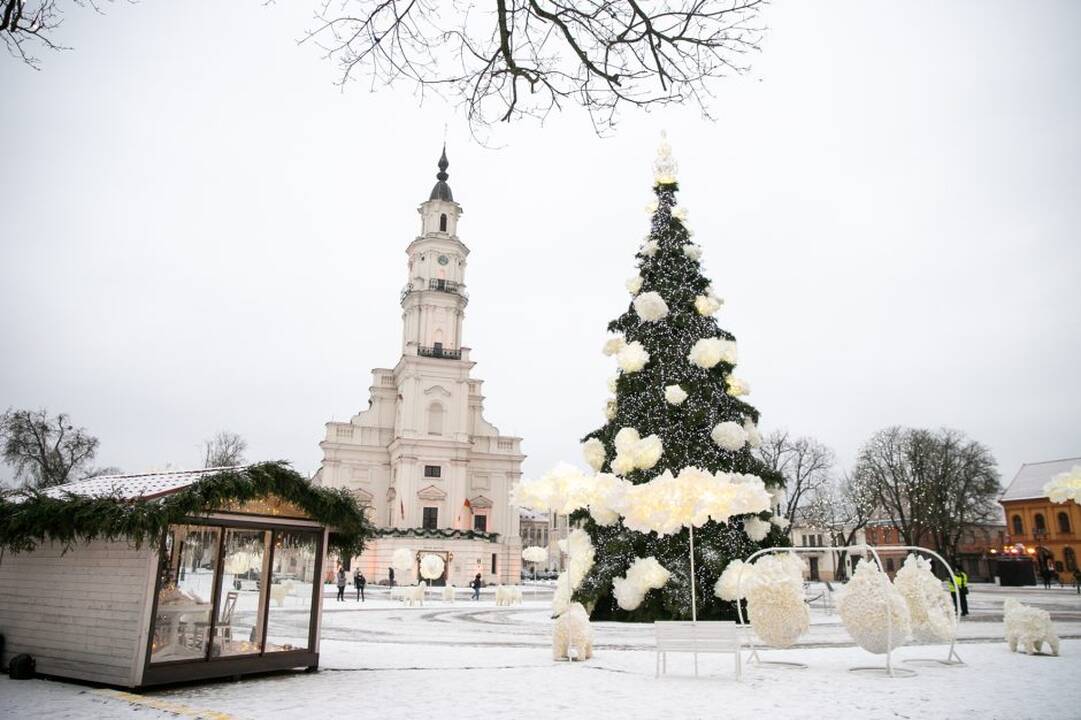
{"left": 0, "top": 408, "right": 100, "bottom": 488}
{"left": 305, "top": 0, "right": 767, "bottom": 134}
{"left": 203, "top": 430, "right": 247, "bottom": 468}
{"left": 856, "top": 426, "right": 1001, "bottom": 565}
{"left": 1, "top": 1, "right": 124, "bottom": 69}
{"left": 755, "top": 430, "right": 835, "bottom": 534}
{"left": 802, "top": 471, "right": 877, "bottom": 581}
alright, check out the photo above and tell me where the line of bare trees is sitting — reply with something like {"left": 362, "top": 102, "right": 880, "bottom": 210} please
{"left": 757, "top": 426, "right": 1001, "bottom": 571}
{"left": 0, "top": 407, "right": 247, "bottom": 489}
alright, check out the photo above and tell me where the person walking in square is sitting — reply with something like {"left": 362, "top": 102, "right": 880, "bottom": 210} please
{"left": 336, "top": 567, "right": 347, "bottom": 602}
{"left": 471, "top": 573, "right": 482, "bottom": 601}
{"left": 354, "top": 569, "right": 366, "bottom": 602}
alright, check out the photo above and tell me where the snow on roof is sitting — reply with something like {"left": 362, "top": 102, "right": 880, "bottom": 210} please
{"left": 518, "top": 507, "right": 549, "bottom": 522}
{"left": 44, "top": 466, "right": 245, "bottom": 501}
{"left": 1000, "top": 457, "right": 1081, "bottom": 502}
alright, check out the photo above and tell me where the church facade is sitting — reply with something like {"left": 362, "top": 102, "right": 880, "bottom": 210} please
{"left": 315, "top": 149, "right": 524, "bottom": 587}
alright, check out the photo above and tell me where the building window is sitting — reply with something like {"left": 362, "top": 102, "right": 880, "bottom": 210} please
{"left": 474, "top": 514, "right": 488, "bottom": 532}
{"left": 1012, "top": 514, "right": 1024, "bottom": 535}
{"left": 885, "top": 558, "right": 895, "bottom": 573}
{"left": 424, "top": 465, "right": 441, "bottom": 478}
{"left": 439, "top": 213, "right": 447, "bottom": 231}
{"left": 491, "top": 553, "right": 497, "bottom": 575}
{"left": 422, "top": 507, "right": 438, "bottom": 529}
{"left": 428, "top": 403, "right": 444, "bottom": 436}
{"left": 1065, "top": 547, "right": 1077, "bottom": 572}
{"left": 1035, "top": 513, "right": 1046, "bottom": 533}
{"left": 1058, "top": 512, "right": 1072, "bottom": 534}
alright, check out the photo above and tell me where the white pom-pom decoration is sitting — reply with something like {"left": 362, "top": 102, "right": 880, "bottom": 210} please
{"left": 714, "top": 560, "right": 749, "bottom": 601}
{"left": 613, "top": 556, "right": 671, "bottom": 611}
{"left": 1045, "top": 465, "right": 1081, "bottom": 504}
{"left": 682, "top": 244, "right": 703, "bottom": 261}
{"left": 420, "top": 554, "right": 445, "bottom": 580}
{"left": 694, "top": 295, "right": 722, "bottom": 316}
{"left": 664, "top": 384, "right": 688, "bottom": 405}
{"left": 894, "top": 554, "right": 955, "bottom": 643}
{"left": 726, "top": 376, "right": 750, "bottom": 396}
{"left": 645, "top": 200, "right": 659, "bottom": 214}
{"left": 625, "top": 275, "right": 643, "bottom": 294}
{"left": 712, "top": 421, "right": 748, "bottom": 451}
{"left": 582, "top": 438, "right": 606, "bottom": 471}
{"left": 602, "top": 335, "right": 626, "bottom": 356}
{"left": 641, "top": 240, "right": 660, "bottom": 257}
{"left": 633, "top": 291, "right": 669, "bottom": 322}
{"left": 617, "top": 341, "right": 650, "bottom": 373}
{"left": 671, "top": 206, "right": 688, "bottom": 222}
{"left": 604, "top": 398, "right": 618, "bottom": 420}
{"left": 839, "top": 560, "right": 911, "bottom": 654}
{"left": 770, "top": 515, "right": 790, "bottom": 530}
{"left": 743, "top": 516, "right": 771, "bottom": 541}
{"left": 744, "top": 419, "right": 762, "bottom": 449}
{"left": 611, "top": 428, "right": 664, "bottom": 475}
{"left": 522, "top": 546, "right": 549, "bottom": 564}
{"left": 688, "top": 338, "right": 737, "bottom": 369}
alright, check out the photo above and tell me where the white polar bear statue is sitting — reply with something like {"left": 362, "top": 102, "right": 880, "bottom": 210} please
{"left": 1004, "top": 598, "right": 1059, "bottom": 656}
{"left": 404, "top": 584, "right": 426, "bottom": 607}
{"left": 442, "top": 585, "right": 456, "bottom": 603}
{"left": 552, "top": 602, "right": 593, "bottom": 661}
{"left": 495, "top": 585, "right": 523, "bottom": 606}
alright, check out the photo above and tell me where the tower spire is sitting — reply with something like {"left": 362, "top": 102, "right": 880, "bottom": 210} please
{"left": 430, "top": 145, "right": 453, "bottom": 201}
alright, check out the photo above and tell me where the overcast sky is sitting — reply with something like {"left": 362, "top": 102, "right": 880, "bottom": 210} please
{"left": 2, "top": 1, "right": 1079, "bottom": 488}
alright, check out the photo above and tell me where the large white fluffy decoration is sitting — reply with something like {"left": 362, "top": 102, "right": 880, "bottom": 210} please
{"left": 742, "top": 516, "right": 771, "bottom": 542}
{"left": 512, "top": 463, "right": 592, "bottom": 515}
{"left": 714, "top": 560, "right": 749, "bottom": 601}
{"left": 711, "top": 421, "right": 748, "bottom": 451}
{"left": 743, "top": 419, "right": 762, "bottom": 449}
{"left": 602, "top": 335, "right": 626, "bottom": 356}
{"left": 687, "top": 338, "right": 737, "bottom": 369}
{"left": 522, "top": 546, "right": 549, "bottom": 564}
{"left": 586, "top": 473, "right": 629, "bottom": 526}
{"left": 621, "top": 467, "right": 771, "bottom": 535}
{"left": 553, "top": 529, "right": 596, "bottom": 615}
{"left": 664, "top": 384, "right": 688, "bottom": 405}
{"left": 617, "top": 341, "right": 650, "bottom": 373}
{"left": 633, "top": 291, "right": 669, "bottom": 322}
{"left": 604, "top": 399, "right": 618, "bottom": 420}
{"left": 838, "top": 560, "right": 911, "bottom": 654}
{"left": 747, "top": 554, "right": 810, "bottom": 648}
{"left": 611, "top": 427, "right": 663, "bottom": 475}
{"left": 641, "top": 240, "right": 660, "bottom": 257}
{"left": 419, "top": 554, "right": 445, "bottom": 580}
{"left": 894, "top": 554, "right": 955, "bottom": 643}
{"left": 582, "top": 438, "right": 606, "bottom": 471}
{"left": 695, "top": 294, "right": 723, "bottom": 316}
{"left": 392, "top": 548, "right": 415, "bottom": 573}
{"left": 612, "top": 556, "right": 671, "bottom": 611}
{"left": 626, "top": 275, "right": 644, "bottom": 294}
{"left": 682, "top": 244, "right": 703, "bottom": 261}
{"left": 1045, "top": 465, "right": 1081, "bottom": 505}
{"left": 726, "top": 376, "right": 750, "bottom": 396}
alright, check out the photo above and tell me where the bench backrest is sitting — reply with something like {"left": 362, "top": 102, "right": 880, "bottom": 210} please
{"left": 655, "top": 621, "right": 740, "bottom": 643}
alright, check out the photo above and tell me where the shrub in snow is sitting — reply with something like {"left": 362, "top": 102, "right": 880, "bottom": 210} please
{"left": 612, "top": 556, "right": 671, "bottom": 611}
{"left": 1004, "top": 598, "right": 1059, "bottom": 656}
{"left": 616, "top": 341, "right": 650, "bottom": 373}
{"left": 893, "top": 554, "right": 955, "bottom": 643}
{"left": 838, "top": 560, "right": 911, "bottom": 654}
{"left": 712, "top": 421, "right": 748, "bottom": 451}
{"left": 633, "top": 291, "right": 669, "bottom": 322}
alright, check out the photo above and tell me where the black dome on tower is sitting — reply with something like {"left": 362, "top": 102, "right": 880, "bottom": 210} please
{"left": 429, "top": 146, "right": 453, "bottom": 201}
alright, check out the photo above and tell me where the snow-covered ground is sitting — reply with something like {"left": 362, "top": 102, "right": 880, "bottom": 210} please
{"left": 3, "top": 584, "right": 1079, "bottom": 719}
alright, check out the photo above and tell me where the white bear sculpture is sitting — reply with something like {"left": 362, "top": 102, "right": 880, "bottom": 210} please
{"left": 1004, "top": 599, "right": 1059, "bottom": 656}
{"left": 552, "top": 602, "right": 593, "bottom": 661}
{"left": 495, "top": 585, "right": 523, "bottom": 606}
{"left": 403, "top": 584, "right": 426, "bottom": 607}
{"left": 442, "top": 585, "right": 456, "bottom": 603}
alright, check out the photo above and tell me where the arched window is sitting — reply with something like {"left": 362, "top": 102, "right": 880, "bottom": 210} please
{"left": 428, "top": 403, "right": 444, "bottom": 436}
{"left": 1065, "top": 547, "right": 1077, "bottom": 572}
{"left": 1034, "top": 513, "right": 1046, "bottom": 532}
{"left": 1012, "top": 514, "right": 1024, "bottom": 535}
{"left": 439, "top": 213, "right": 447, "bottom": 231}
{"left": 1059, "top": 512, "right": 1072, "bottom": 534}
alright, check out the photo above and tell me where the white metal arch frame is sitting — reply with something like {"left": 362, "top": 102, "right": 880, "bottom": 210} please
{"left": 734, "top": 544, "right": 964, "bottom": 678}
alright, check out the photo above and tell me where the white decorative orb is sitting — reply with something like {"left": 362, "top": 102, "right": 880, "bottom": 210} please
{"left": 664, "top": 384, "right": 688, "bottom": 405}
{"left": 419, "top": 554, "right": 445, "bottom": 580}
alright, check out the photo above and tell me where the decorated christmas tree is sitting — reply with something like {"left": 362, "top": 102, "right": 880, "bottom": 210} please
{"left": 569, "top": 134, "right": 789, "bottom": 622}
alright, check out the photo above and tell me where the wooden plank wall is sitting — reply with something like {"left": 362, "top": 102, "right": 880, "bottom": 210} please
{"left": 0, "top": 539, "right": 154, "bottom": 687}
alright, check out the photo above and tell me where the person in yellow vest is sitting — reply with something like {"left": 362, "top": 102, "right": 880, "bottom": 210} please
{"left": 948, "top": 568, "right": 970, "bottom": 616}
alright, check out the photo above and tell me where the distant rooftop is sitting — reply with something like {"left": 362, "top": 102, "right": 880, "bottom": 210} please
{"left": 1000, "top": 457, "right": 1081, "bottom": 502}
{"left": 44, "top": 466, "right": 245, "bottom": 501}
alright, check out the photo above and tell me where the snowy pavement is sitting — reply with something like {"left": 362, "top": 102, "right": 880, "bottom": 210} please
{"left": 3, "top": 584, "right": 1080, "bottom": 719}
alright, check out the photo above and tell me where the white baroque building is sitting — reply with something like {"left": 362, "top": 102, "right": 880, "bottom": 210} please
{"left": 315, "top": 149, "right": 525, "bottom": 587}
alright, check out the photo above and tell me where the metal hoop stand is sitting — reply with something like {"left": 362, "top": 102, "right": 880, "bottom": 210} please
{"left": 887, "top": 546, "right": 966, "bottom": 668}
{"left": 735, "top": 544, "right": 962, "bottom": 678}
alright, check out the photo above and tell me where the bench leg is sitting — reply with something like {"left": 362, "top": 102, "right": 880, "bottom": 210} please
{"left": 656, "top": 651, "right": 660, "bottom": 679}
{"left": 663, "top": 652, "right": 667, "bottom": 675}
{"left": 735, "top": 648, "right": 742, "bottom": 681}
{"left": 694, "top": 652, "right": 699, "bottom": 677}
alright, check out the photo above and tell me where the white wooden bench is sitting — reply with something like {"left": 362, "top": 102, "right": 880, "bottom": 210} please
{"left": 654, "top": 621, "right": 743, "bottom": 680}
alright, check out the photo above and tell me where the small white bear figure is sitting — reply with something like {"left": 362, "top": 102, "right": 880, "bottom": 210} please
{"left": 552, "top": 602, "right": 594, "bottom": 662}
{"left": 1004, "top": 598, "right": 1059, "bottom": 656}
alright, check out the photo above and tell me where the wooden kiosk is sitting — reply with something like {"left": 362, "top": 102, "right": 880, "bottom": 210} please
{"left": 0, "top": 463, "right": 369, "bottom": 688}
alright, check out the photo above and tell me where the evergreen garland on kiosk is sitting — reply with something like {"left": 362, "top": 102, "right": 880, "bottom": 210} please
{"left": 574, "top": 134, "right": 788, "bottom": 622}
